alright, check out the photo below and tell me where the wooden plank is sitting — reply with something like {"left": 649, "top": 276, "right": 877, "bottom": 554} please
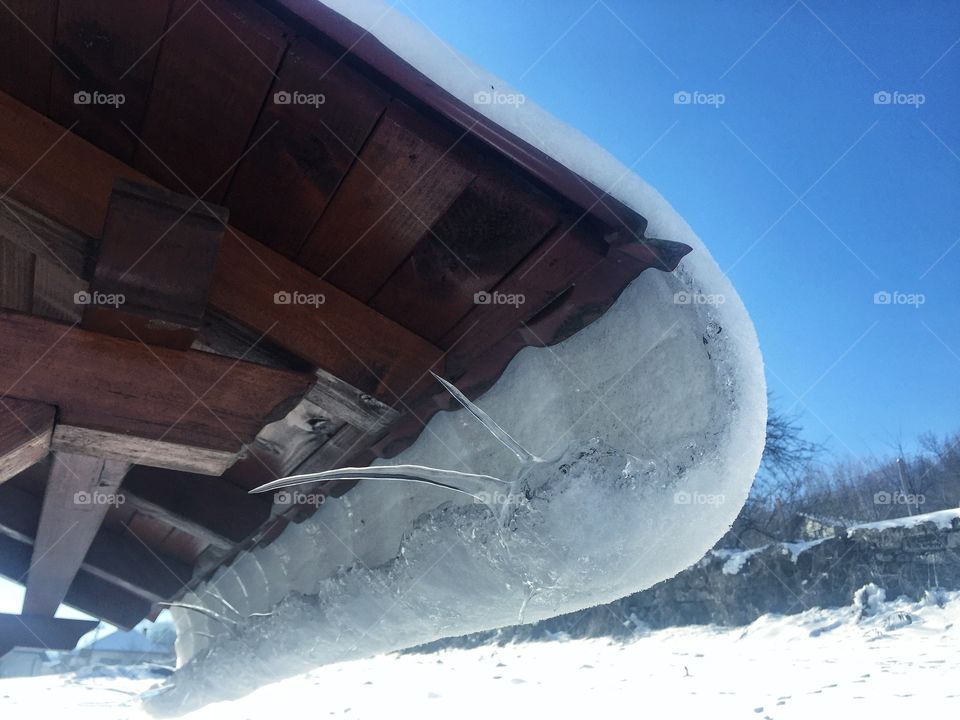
{"left": 0, "top": 196, "right": 93, "bottom": 277}
{"left": 23, "top": 452, "right": 129, "bottom": 616}
{"left": 0, "top": 0, "right": 58, "bottom": 113}
{"left": 439, "top": 216, "right": 609, "bottom": 377}
{"left": 0, "top": 481, "right": 192, "bottom": 603}
{"left": 81, "top": 180, "right": 227, "bottom": 349}
{"left": 51, "top": 425, "right": 236, "bottom": 476}
{"left": 121, "top": 465, "right": 272, "bottom": 547}
{"left": 272, "top": 0, "right": 651, "bottom": 238}
{"left": 370, "top": 168, "right": 560, "bottom": 344}
{"left": 210, "top": 230, "right": 444, "bottom": 401}
{"left": 31, "top": 258, "right": 85, "bottom": 323}
{"left": 306, "top": 369, "right": 399, "bottom": 433}
{"left": 0, "top": 613, "right": 97, "bottom": 653}
{"left": 135, "top": 0, "right": 288, "bottom": 201}
{"left": 0, "top": 237, "right": 35, "bottom": 311}
{"left": 49, "top": 0, "right": 173, "bottom": 161}
{"left": 0, "top": 399, "right": 55, "bottom": 485}
{"left": 0, "top": 91, "right": 443, "bottom": 406}
{"left": 225, "top": 37, "right": 389, "bottom": 257}
{"left": 0, "top": 310, "right": 311, "bottom": 453}
{"left": 0, "top": 535, "right": 151, "bottom": 629}
{"left": 297, "top": 101, "right": 475, "bottom": 298}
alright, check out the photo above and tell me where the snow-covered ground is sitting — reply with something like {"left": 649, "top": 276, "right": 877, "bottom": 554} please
{"left": 3, "top": 589, "right": 956, "bottom": 718}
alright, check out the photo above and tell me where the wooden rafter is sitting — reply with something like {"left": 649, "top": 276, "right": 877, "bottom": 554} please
{"left": 0, "top": 399, "right": 55, "bottom": 485}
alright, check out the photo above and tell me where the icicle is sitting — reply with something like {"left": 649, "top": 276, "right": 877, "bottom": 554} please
{"left": 430, "top": 371, "right": 543, "bottom": 464}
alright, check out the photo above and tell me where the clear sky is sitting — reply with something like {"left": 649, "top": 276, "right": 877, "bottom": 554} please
{"left": 393, "top": 0, "right": 960, "bottom": 461}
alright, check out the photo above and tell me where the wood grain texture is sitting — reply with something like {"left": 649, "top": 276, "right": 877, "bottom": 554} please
{"left": 297, "top": 101, "right": 475, "bottom": 299}
{"left": 225, "top": 37, "right": 388, "bottom": 257}
{"left": 134, "top": 0, "right": 288, "bottom": 201}
{"left": 0, "top": 310, "right": 311, "bottom": 453}
{"left": 0, "top": 398, "right": 55, "bottom": 485}
{"left": 50, "top": 0, "right": 173, "bottom": 160}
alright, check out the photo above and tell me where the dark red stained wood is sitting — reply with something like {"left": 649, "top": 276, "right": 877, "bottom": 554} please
{"left": 0, "top": 398, "right": 55, "bottom": 484}
{"left": 135, "top": 0, "right": 288, "bottom": 201}
{"left": 0, "top": 0, "right": 58, "bottom": 114}
{"left": 0, "top": 310, "right": 311, "bottom": 452}
{"left": 297, "top": 101, "right": 475, "bottom": 300}
{"left": 271, "top": 0, "right": 649, "bottom": 239}
{"left": 82, "top": 179, "right": 227, "bottom": 349}
{"left": 369, "top": 168, "right": 560, "bottom": 345}
{"left": 209, "top": 229, "right": 445, "bottom": 402}
{"left": 122, "top": 465, "right": 273, "bottom": 544}
{"left": 49, "top": 0, "right": 173, "bottom": 161}
{"left": 439, "top": 215, "right": 609, "bottom": 377}
{"left": 225, "top": 37, "right": 388, "bottom": 257}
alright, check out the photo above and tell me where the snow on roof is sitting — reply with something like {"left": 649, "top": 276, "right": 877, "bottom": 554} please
{"left": 847, "top": 507, "right": 960, "bottom": 535}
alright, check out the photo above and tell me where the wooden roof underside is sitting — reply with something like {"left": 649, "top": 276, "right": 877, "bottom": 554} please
{"left": 0, "top": 0, "right": 690, "bottom": 630}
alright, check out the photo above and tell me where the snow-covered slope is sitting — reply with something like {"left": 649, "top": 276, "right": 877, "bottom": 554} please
{"left": 5, "top": 588, "right": 957, "bottom": 719}
{"left": 160, "top": 0, "right": 766, "bottom": 711}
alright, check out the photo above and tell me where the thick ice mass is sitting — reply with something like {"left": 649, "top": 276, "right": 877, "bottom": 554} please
{"left": 155, "top": 0, "right": 767, "bottom": 713}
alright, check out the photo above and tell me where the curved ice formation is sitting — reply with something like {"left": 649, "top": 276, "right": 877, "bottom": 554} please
{"left": 152, "top": 0, "right": 767, "bottom": 713}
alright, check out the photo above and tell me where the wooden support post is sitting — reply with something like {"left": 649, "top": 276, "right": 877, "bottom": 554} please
{"left": 0, "top": 399, "right": 55, "bottom": 485}
{"left": 22, "top": 452, "right": 129, "bottom": 616}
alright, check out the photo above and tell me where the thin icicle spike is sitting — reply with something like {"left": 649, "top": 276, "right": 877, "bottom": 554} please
{"left": 251, "top": 464, "right": 510, "bottom": 511}
{"left": 430, "top": 371, "right": 543, "bottom": 464}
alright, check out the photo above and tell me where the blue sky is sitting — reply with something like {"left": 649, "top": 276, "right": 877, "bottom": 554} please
{"left": 395, "top": 0, "right": 960, "bottom": 460}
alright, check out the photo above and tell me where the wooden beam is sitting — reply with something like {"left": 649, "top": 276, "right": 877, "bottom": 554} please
{"left": 306, "top": 369, "right": 400, "bottom": 433}
{"left": 0, "top": 90, "right": 444, "bottom": 404}
{"left": 121, "top": 465, "right": 272, "bottom": 549}
{"left": 0, "top": 534, "right": 151, "bottom": 629}
{"left": 0, "top": 310, "right": 311, "bottom": 454}
{"left": 0, "top": 613, "right": 98, "bottom": 654}
{"left": 0, "top": 237, "right": 35, "bottom": 311}
{"left": 0, "top": 481, "right": 192, "bottom": 603}
{"left": 0, "top": 399, "right": 55, "bottom": 485}
{"left": 51, "top": 425, "right": 236, "bottom": 476}
{"left": 23, "top": 453, "right": 129, "bottom": 616}
{"left": 81, "top": 179, "right": 227, "bottom": 349}
{"left": 0, "top": 197, "right": 93, "bottom": 278}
